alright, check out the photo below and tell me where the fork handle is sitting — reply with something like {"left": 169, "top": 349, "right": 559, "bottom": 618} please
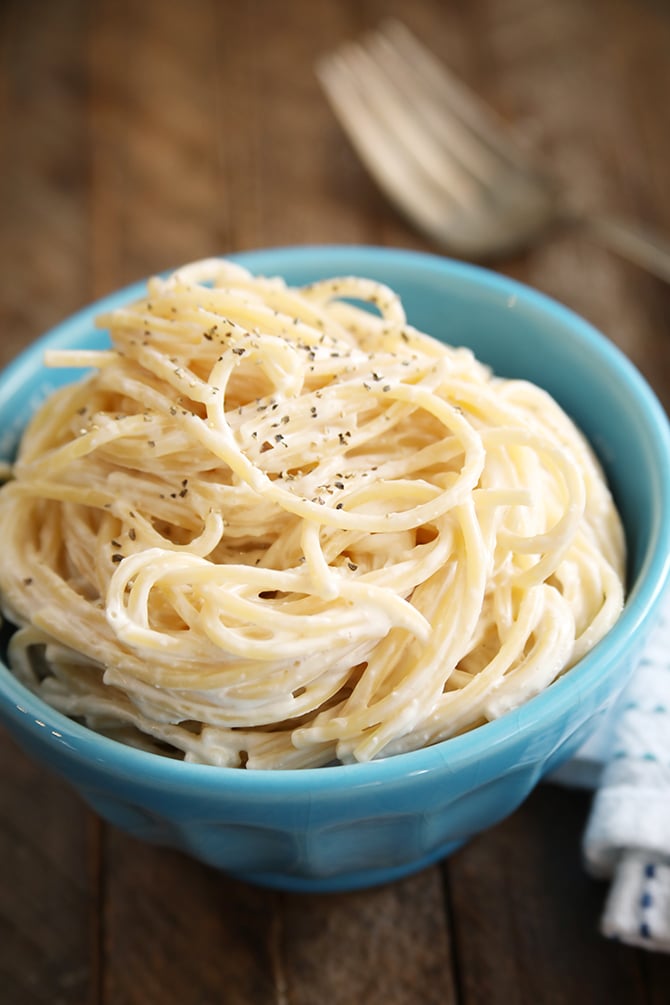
{"left": 581, "top": 212, "right": 670, "bottom": 284}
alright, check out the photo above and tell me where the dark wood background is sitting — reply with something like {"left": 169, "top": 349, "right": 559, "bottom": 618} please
{"left": 2, "top": 1, "right": 670, "bottom": 1002}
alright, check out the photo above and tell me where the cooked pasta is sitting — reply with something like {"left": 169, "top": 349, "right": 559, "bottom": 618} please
{"left": 0, "top": 258, "right": 625, "bottom": 767}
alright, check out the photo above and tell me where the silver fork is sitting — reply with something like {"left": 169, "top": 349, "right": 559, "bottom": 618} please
{"left": 316, "top": 19, "right": 670, "bottom": 282}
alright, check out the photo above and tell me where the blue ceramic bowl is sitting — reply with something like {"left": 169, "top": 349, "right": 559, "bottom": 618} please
{"left": 1, "top": 246, "right": 670, "bottom": 892}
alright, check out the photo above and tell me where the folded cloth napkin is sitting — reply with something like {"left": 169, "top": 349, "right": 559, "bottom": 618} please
{"left": 567, "top": 591, "right": 670, "bottom": 952}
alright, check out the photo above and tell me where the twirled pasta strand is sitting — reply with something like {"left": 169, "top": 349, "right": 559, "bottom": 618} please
{"left": 0, "top": 259, "right": 625, "bottom": 768}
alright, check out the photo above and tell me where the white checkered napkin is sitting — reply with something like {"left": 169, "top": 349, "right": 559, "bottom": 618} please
{"left": 582, "top": 597, "right": 670, "bottom": 952}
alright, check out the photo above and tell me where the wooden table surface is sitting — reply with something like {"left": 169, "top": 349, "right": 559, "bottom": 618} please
{"left": 2, "top": 1, "right": 670, "bottom": 1002}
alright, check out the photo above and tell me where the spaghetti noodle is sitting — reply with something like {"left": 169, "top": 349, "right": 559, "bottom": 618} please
{"left": 0, "top": 258, "right": 625, "bottom": 767}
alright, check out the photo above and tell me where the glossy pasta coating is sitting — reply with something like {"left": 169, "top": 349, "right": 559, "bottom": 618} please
{"left": 0, "top": 260, "right": 625, "bottom": 767}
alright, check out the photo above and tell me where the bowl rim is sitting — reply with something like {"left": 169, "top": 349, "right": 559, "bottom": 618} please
{"left": 1, "top": 243, "right": 670, "bottom": 792}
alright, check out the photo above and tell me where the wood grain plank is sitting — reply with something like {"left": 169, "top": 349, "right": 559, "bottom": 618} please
{"left": 0, "top": 0, "right": 92, "bottom": 361}
{"left": 87, "top": 0, "right": 225, "bottom": 292}
{"left": 280, "top": 868, "right": 457, "bottom": 1005}
{"left": 87, "top": 0, "right": 368, "bottom": 292}
{"left": 102, "top": 834, "right": 280, "bottom": 1005}
{"left": 0, "top": 3, "right": 98, "bottom": 1003}
{"left": 445, "top": 786, "right": 662, "bottom": 1005}
{"left": 0, "top": 733, "right": 98, "bottom": 1005}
